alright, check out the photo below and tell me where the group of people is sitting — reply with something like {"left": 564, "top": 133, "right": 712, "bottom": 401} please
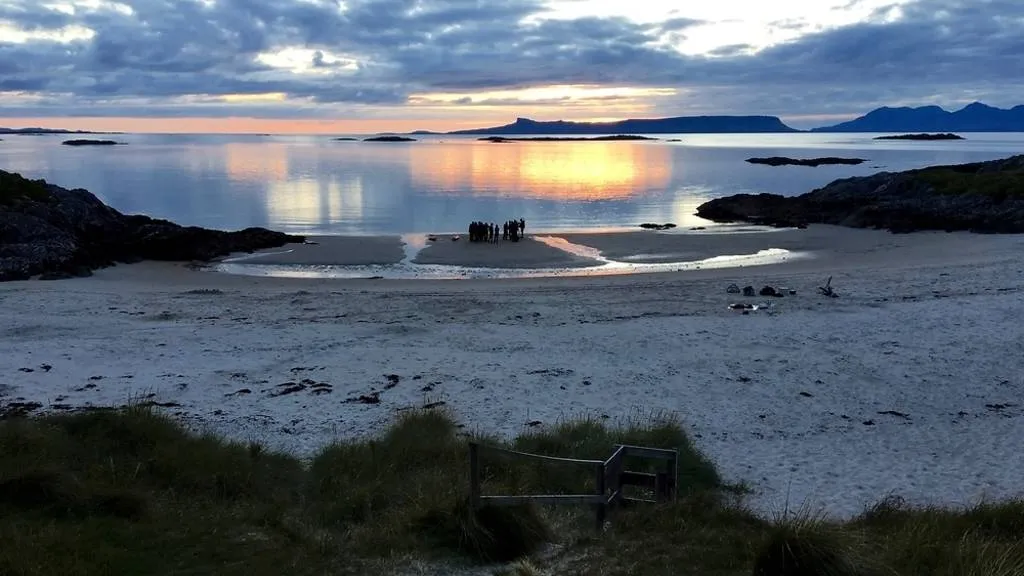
{"left": 468, "top": 218, "right": 527, "bottom": 243}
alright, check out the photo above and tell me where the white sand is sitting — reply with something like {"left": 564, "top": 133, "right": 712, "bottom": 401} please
{"left": 2, "top": 225, "right": 1024, "bottom": 519}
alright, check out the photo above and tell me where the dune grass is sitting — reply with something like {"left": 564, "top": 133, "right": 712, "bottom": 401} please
{"left": 1, "top": 407, "right": 1022, "bottom": 576}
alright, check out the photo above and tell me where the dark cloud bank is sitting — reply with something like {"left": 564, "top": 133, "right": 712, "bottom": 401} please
{"left": 0, "top": 0, "right": 1021, "bottom": 120}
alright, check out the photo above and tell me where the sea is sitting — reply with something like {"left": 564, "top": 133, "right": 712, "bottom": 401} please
{"left": 1, "top": 132, "right": 1022, "bottom": 235}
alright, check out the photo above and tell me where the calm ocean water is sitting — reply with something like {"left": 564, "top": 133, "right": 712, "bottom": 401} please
{"left": 2, "top": 133, "right": 1022, "bottom": 234}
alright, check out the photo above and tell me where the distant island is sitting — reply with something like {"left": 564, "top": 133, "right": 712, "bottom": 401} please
{"left": 61, "top": 139, "right": 122, "bottom": 146}
{"left": 813, "top": 102, "right": 1024, "bottom": 132}
{"left": 446, "top": 115, "right": 798, "bottom": 135}
{"left": 874, "top": 133, "right": 965, "bottom": 141}
{"left": 480, "top": 135, "right": 656, "bottom": 142}
{"left": 363, "top": 136, "right": 416, "bottom": 142}
{"left": 333, "top": 137, "right": 358, "bottom": 141}
{"left": 0, "top": 127, "right": 118, "bottom": 135}
{"left": 746, "top": 156, "right": 867, "bottom": 167}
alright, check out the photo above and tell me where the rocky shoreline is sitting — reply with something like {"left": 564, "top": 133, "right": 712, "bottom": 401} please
{"left": 0, "top": 170, "right": 304, "bottom": 281}
{"left": 697, "top": 155, "right": 1024, "bottom": 233}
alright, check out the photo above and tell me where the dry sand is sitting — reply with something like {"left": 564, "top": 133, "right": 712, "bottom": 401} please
{"left": 3, "top": 225, "right": 1024, "bottom": 519}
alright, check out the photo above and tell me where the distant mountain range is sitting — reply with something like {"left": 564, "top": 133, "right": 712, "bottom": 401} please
{"left": 418, "top": 102, "right": 1024, "bottom": 135}
{"left": 447, "top": 115, "right": 799, "bottom": 135}
{"left": 0, "top": 127, "right": 115, "bottom": 135}
{"left": 812, "top": 102, "right": 1024, "bottom": 133}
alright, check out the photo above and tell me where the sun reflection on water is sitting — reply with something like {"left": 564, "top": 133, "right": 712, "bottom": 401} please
{"left": 410, "top": 141, "right": 673, "bottom": 200}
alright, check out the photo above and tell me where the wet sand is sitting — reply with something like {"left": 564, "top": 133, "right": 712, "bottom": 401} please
{"left": 411, "top": 235, "right": 601, "bottom": 269}
{"left": 226, "top": 226, "right": 1017, "bottom": 275}
{"left": 224, "top": 235, "right": 404, "bottom": 266}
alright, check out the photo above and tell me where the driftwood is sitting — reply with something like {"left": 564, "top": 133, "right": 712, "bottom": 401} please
{"left": 818, "top": 276, "right": 839, "bottom": 298}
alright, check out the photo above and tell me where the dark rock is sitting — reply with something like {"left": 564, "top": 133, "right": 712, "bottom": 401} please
{"left": 746, "top": 156, "right": 867, "bottom": 167}
{"left": 61, "top": 139, "right": 121, "bottom": 146}
{"left": 225, "top": 388, "right": 252, "bottom": 397}
{"left": 742, "top": 286, "right": 756, "bottom": 297}
{"left": 878, "top": 410, "right": 911, "bottom": 419}
{"left": 527, "top": 420, "right": 543, "bottom": 427}
{"left": 697, "top": 155, "right": 1024, "bottom": 234}
{"left": 639, "top": 222, "right": 677, "bottom": 230}
{"left": 874, "top": 133, "right": 965, "bottom": 141}
{"left": 863, "top": 420, "right": 876, "bottom": 426}
{"left": 760, "top": 286, "right": 780, "bottom": 297}
{"left": 799, "top": 391, "right": 813, "bottom": 398}
{"left": 727, "top": 284, "right": 741, "bottom": 294}
{"left": 363, "top": 136, "right": 416, "bottom": 142}
{"left": 1, "top": 170, "right": 304, "bottom": 281}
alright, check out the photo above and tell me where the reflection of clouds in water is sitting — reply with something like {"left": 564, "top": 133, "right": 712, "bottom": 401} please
{"left": 409, "top": 141, "right": 672, "bottom": 201}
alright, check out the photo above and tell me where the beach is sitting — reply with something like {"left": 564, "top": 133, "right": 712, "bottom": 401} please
{"left": 2, "top": 225, "right": 1024, "bottom": 518}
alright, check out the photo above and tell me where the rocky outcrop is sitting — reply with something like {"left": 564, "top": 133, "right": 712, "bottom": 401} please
{"left": 61, "top": 140, "right": 122, "bottom": 146}
{"left": 0, "top": 170, "right": 304, "bottom": 281}
{"left": 874, "top": 133, "right": 964, "bottom": 141}
{"left": 746, "top": 157, "right": 866, "bottom": 167}
{"left": 363, "top": 136, "right": 416, "bottom": 142}
{"left": 696, "top": 155, "right": 1024, "bottom": 233}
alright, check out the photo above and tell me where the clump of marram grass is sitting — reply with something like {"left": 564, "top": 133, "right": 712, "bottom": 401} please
{"left": 752, "top": 508, "right": 877, "bottom": 576}
{"left": 850, "top": 496, "right": 1024, "bottom": 576}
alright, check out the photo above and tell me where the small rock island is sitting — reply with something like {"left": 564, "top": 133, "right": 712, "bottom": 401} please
{"left": 332, "top": 137, "right": 358, "bottom": 141}
{"left": 874, "top": 133, "right": 965, "bottom": 141}
{"left": 746, "top": 157, "right": 867, "bottom": 167}
{"left": 61, "top": 139, "right": 123, "bottom": 146}
{"left": 363, "top": 136, "right": 417, "bottom": 142}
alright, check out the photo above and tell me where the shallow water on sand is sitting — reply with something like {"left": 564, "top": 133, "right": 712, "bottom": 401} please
{"left": 3, "top": 132, "right": 1022, "bottom": 235}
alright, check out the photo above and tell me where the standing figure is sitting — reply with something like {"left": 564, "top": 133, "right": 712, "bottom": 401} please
{"left": 520, "top": 218, "right": 526, "bottom": 237}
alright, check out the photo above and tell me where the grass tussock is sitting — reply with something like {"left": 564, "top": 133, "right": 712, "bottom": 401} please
{"left": 1, "top": 407, "right": 1023, "bottom": 576}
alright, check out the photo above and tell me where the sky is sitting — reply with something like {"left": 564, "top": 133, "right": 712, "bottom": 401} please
{"left": 0, "top": 0, "right": 1022, "bottom": 133}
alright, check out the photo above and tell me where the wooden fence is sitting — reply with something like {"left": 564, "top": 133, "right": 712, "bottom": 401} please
{"left": 468, "top": 442, "right": 678, "bottom": 530}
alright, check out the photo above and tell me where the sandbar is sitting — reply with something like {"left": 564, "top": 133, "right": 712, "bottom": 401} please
{"left": 411, "top": 235, "right": 602, "bottom": 269}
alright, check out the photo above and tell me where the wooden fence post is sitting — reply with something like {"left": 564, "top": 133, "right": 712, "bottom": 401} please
{"left": 595, "top": 462, "right": 606, "bottom": 531}
{"left": 469, "top": 442, "right": 480, "bottom": 508}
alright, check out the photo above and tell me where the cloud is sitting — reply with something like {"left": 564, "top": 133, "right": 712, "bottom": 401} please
{"left": 0, "top": 0, "right": 1021, "bottom": 121}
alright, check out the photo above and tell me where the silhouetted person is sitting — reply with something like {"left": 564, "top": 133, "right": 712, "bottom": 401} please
{"left": 520, "top": 218, "right": 525, "bottom": 236}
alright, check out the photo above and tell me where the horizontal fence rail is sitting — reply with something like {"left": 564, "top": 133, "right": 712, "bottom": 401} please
{"left": 468, "top": 441, "right": 678, "bottom": 530}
